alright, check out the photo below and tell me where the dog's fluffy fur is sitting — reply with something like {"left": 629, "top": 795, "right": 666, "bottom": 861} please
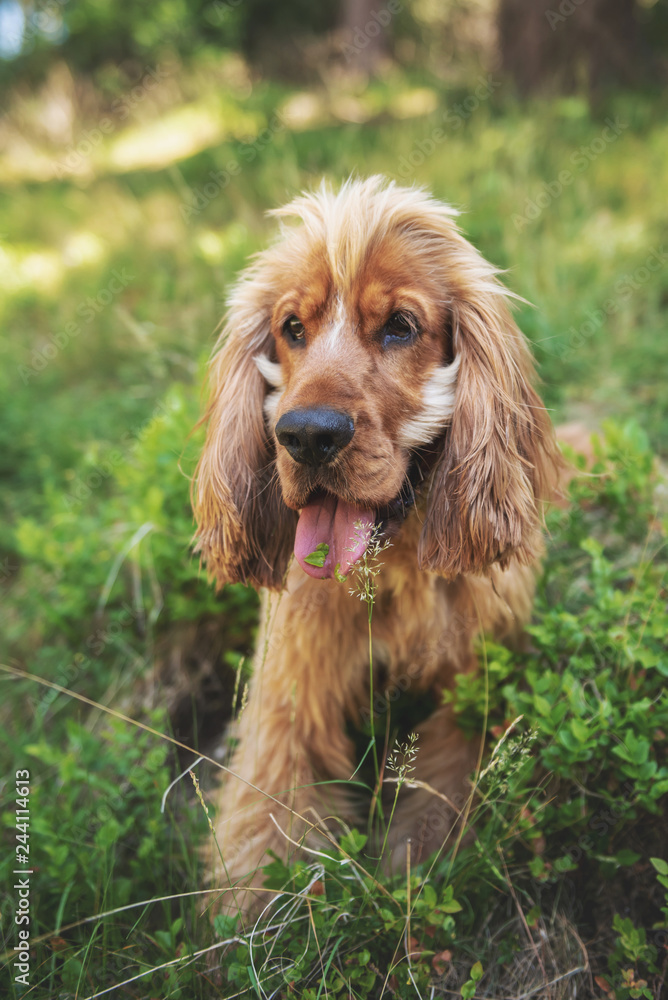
{"left": 193, "top": 176, "right": 562, "bottom": 915}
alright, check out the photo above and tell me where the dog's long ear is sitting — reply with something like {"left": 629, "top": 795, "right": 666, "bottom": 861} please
{"left": 418, "top": 283, "right": 562, "bottom": 578}
{"left": 193, "top": 273, "right": 297, "bottom": 589}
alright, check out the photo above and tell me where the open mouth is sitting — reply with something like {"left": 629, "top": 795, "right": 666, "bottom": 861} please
{"left": 294, "top": 452, "right": 431, "bottom": 580}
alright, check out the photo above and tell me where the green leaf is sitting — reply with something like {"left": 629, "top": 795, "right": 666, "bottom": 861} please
{"left": 304, "top": 542, "right": 329, "bottom": 567}
{"left": 422, "top": 882, "right": 437, "bottom": 908}
{"left": 94, "top": 817, "right": 121, "bottom": 848}
{"left": 471, "top": 961, "right": 483, "bottom": 982}
{"left": 442, "top": 897, "right": 463, "bottom": 913}
{"left": 554, "top": 854, "right": 578, "bottom": 872}
{"left": 440, "top": 883, "right": 463, "bottom": 912}
{"left": 570, "top": 718, "right": 590, "bottom": 743}
{"left": 614, "top": 849, "right": 641, "bottom": 867}
{"left": 529, "top": 856, "right": 547, "bottom": 879}
{"left": 340, "top": 829, "right": 367, "bottom": 855}
{"left": 650, "top": 857, "right": 668, "bottom": 876}
{"left": 154, "top": 929, "right": 176, "bottom": 952}
{"left": 533, "top": 694, "right": 552, "bottom": 716}
{"left": 247, "top": 964, "right": 261, "bottom": 993}
{"left": 655, "top": 659, "right": 668, "bottom": 677}
{"left": 612, "top": 734, "right": 650, "bottom": 765}
{"left": 213, "top": 913, "right": 238, "bottom": 937}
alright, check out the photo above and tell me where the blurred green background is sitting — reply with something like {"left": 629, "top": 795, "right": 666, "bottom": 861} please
{"left": 0, "top": 1, "right": 667, "bottom": 997}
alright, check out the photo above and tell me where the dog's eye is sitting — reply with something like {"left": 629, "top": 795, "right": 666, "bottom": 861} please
{"left": 382, "top": 311, "right": 418, "bottom": 347}
{"left": 283, "top": 315, "right": 306, "bottom": 345}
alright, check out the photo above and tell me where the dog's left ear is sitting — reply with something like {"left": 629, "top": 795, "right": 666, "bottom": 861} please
{"left": 418, "top": 287, "right": 562, "bottom": 578}
{"left": 192, "top": 277, "right": 297, "bottom": 590}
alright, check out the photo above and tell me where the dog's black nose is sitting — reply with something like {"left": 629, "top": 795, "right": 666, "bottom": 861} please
{"left": 276, "top": 408, "right": 355, "bottom": 466}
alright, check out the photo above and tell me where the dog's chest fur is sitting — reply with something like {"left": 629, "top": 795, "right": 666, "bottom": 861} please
{"left": 260, "top": 511, "right": 537, "bottom": 748}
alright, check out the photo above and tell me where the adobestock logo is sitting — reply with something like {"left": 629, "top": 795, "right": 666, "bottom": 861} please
{"left": 513, "top": 117, "right": 628, "bottom": 231}
{"left": 549, "top": 246, "right": 667, "bottom": 361}
{"left": 205, "top": 0, "right": 244, "bottom": 24}
{"left": 180, "top": 112, "right": 288, "bottom": 221}
{"left": 341, "top": 0, "right": 403, "bottom": 63}
{"left": 52, "top": 65, "right": 172, "bottom": 178}
{"left": 18, "top": 269, "right": 134, "bottom": 384}
{"left": 545, "top": 0, "right": 588, "bottom": 31}
{"left": 62, "top": 399, "right": 171, "bottom": 510}
{"left": 397, "top": 76, "right": 501, "bottom": 179}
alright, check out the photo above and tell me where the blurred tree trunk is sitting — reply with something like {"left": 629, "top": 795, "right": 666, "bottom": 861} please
{"left": 341, "top": 0, "right": 388, "bottom": 74}
{"left": 497, "top": 0, "right": 644, "bottom": 95}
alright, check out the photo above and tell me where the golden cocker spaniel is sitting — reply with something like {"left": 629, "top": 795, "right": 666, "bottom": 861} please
{"left": 193, "top": 176, "right": 562, "bottom": 916}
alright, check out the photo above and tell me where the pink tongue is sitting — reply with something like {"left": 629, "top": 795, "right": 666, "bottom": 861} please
{"left": 294, "top": 495, "right": 376, "bottom": 579}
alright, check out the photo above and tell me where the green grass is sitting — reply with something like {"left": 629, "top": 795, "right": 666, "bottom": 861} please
{"left": 0, "top": 61, "right": 667, "bottom": 997}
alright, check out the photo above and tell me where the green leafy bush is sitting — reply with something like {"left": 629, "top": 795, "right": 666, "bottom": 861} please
{"left": 0, "top": 711, "right": 208, "bottom": 998}
{"left": 8, "top": 382, "right": 257, "bottom": 681}
{"left": 199, "top": 421, "right": 667, "bottom": 998}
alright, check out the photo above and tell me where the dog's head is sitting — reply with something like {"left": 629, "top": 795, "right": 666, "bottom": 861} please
{"left": 194, "top": 176, "right": 561, "bottom": 589}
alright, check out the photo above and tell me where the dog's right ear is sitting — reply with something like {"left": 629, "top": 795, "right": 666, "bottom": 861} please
{"left": 192, "top": 274, "right": 297, "bottom": 590}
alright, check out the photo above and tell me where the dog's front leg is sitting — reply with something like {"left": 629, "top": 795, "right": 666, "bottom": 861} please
{"left": 207, "top": 580, "right": 367, "bottom": 919}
